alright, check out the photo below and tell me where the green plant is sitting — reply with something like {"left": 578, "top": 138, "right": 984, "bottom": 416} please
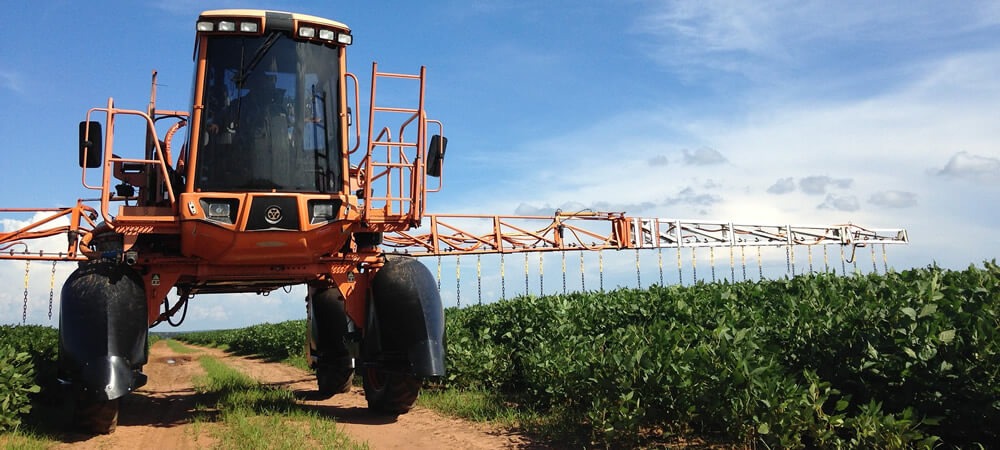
{"left": 0, "top": 345, "right": 41, "bottom": 431}
{"left": 440, "top": 262, "right": 999, "bottom": 447}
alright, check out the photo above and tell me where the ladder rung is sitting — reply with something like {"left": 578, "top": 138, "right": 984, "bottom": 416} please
{"left": 375, "top": 71, "right": 422, "bottom": 80}
{"left": 372, "top": 106, "right": 419, "bottom": 114}
{"left": 371, "top": 140, "right": 418, "bottom": 147}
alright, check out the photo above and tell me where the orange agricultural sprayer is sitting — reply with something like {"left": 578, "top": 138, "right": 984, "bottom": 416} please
{"left": 0, "top": 9, "right": 907, "bottom": 434}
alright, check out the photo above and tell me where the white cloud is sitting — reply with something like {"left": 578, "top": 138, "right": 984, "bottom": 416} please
{"left": 634, "top": 1, "right": 1000, "bottom": 78}
{"left": 799, "top": 176, "right": 853, "bottom": 195}
{"left": 648, "top": 155, "right": 669, "bottom": 166}
{"left": 818, "top": 194, "right": 860, "bottom": 212}
{"left": 767, "top": 177, "right": 795, "bottom": 195}
{"left": 682, "top": 147, "right": 727, "bottom": 165}
{"left": 937, "top": 151, "right": 1000, "bottom": 183}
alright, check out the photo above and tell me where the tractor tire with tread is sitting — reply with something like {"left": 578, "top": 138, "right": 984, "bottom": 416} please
{"left": 363, "top": 368, "right": 421, "bottom": 414}
{"left": 75, "top": 397, "right": 120, "bottom": 434}
{"left": 316, "top": 365, "right": 354, "bottom": 398}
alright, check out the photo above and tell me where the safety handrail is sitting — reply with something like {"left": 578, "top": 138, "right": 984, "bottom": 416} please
{"left": 81, "top": 98, "right": 178, "bottom": 226}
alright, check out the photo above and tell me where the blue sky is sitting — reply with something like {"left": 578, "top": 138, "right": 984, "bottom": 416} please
{"left": 2, "top": 1, "right": 999, "bottom": 330}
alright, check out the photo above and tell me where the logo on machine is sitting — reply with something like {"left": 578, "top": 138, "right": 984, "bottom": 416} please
{"left": 264, "top": 206, "right": 283, "bottom": 225}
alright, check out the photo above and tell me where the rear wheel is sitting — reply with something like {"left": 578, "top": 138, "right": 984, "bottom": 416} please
{"left": 75, "top": 397, "right": 120, "bottom": 434}
{"left": 316, "top": 364, "right": 354, "bottom": 398}
{"left": 363, "top": 368, "right": 421, "bottom": 414}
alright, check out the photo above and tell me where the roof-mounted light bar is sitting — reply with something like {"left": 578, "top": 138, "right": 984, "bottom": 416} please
{"left": 196, "top": 16, "right": 352, "bottom": 46}
{"left": 195, "top": 18, "right": 262, "bottom": 35}
{"left": 296, "top": 21, "right": 352, "bottom": 45}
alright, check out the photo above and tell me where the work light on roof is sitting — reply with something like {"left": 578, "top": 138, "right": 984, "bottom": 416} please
{"left": 298, "top": 26, "right": 316, "bottom": 38}
{"left": 240, "top": 21, "right": 259, "bottom": 33}
{"left": 218, "top": 21, "right": 236, "bottom": 32}
{"left": 337, "top": 34, "right": 353, "bottom": 45}
{"left": 318, "top": 29, "right": 336, "bottom": 41}
{"left": 196, "top": 21, "right": 214, "bottom": 32}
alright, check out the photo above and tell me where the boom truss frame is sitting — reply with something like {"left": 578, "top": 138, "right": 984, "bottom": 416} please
{"left": 381, "top": 212, "right": 909, "bottom": 256}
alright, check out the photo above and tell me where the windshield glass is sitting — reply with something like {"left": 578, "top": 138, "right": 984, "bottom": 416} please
{"left": 195, "top": 33, "right": 342, "bottom": 193}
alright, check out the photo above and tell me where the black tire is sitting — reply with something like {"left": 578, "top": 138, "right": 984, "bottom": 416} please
{"left": 363, "top": 368, "right": 421, "bottom": 414}
{"left": 316, "top": 364, "right": 354, "bottom": 398}
{"left": 76, "top": 397, "right": 120, "bottom": 434}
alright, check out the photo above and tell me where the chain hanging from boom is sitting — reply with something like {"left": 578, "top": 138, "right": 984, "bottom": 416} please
{"left": 598, "top": 249, "right": 604, "bottom": 292}
{"left": 48, "top": 260, "right": 56, "bottom": 320}
{"left": 676, "top": 247, "right": 683, "bottom": 286}
{"left": 500, "top": 252, "right": 506, "bottom": 300}
{"left": 709, "top": 247, "right": 716, "bottom": 283}
{"left": 691, "top": 247, "right": 698, "bottom": 283}
{"left": 658, "top": 247, "right": 664, "bottom": 286}
{"left": 22, "top": 260, "right": 30, "bottom": 324}
{"left": 524, "top": 252, "right": 529, "bottom": 296}
{"left": 757, "top": 247, "right": 764, "bottom": 280}
{"left": 561, "top": 251, "right": 567, "bottom": 295}
{"left": 635, "top": 248, "right": 641, "bottom": 289}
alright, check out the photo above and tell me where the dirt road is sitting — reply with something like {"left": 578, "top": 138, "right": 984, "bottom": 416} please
{"left": 52, "top": 341, "right": 537, "bottom": 449}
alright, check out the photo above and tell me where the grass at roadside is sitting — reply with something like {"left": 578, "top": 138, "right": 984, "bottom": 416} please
{"left": 164, "top": 339, "right": 201, "bottom": 354}
{"left": 417, "top": 387, "right": 529, "bottom": 429}
{"left": 0, "top": 429, "right": 54, "bottom": 450}
{"left": 193, "top": 355, "right": 367, "bottom": 449}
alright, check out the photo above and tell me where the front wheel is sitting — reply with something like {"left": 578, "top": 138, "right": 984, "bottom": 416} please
{"left": 316, "top": 365, "right": 354, "bottom": 398}
{"left": 75, "top": 397, "right": 120, "bottom": 434}
{"left": 363, "top": 368, "right": 420, "bottom": 414}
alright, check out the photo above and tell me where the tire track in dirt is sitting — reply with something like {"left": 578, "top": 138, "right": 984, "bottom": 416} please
{"left": 51, "top": 341, "right": 539, "bottom": 449}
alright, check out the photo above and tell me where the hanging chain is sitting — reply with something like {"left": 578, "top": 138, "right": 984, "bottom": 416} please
{"left": 740, "top": 245, "right": 747, "bottom": 281}
{"left": 658, "top": 247, "right": 664, "bottom": 286}
{"left": 579, "top": 252, "right": 586, "bottom": 292}
{"left": 882, "top": 244, "right": 889, "bottom": 273}
{"left": 500, "top": 253, "right": 506, "bottom": 300}
{"left": 635, "top": 248, "right": 642, "bottom": 289}
{"left": 785, "top": 245, "right": 792, "bottom": 276}
{"left": 757, "top": 246, "right": 764, "bottom": 280}
{"left": 524, "top": 252, "right": 529, "bottom": 296}
{"left": 455, "top": 255, "right": 461, "bottom": 307}
{"left": 561, "top": 252, "right": 567, "bottom": 295}
{"left": 48, "top": 261, "right": 57, "bottom": 320}
{"left": 871, "top": 245, "right": 878, "bottom": 274}
{"left": 676, "top": 247, "right": 683, "bottom": 285}
{"left": 22, "top": 261, "right": 30, "bottom": 324}
{"left": 840, "top": 246, "right": 847, "bottom": 275}
{"left": 823, "top": 245, "right": 830, "bottom": 273}
{"left": 476, "top": 254, "right": 482, "bottom": 305}
{"left": 709, "top": 247, "right": 716, "bottom": 283}
{"left": 598, "top": 250, "right": 604, "bottom": 292}
{"left": 691, "top": 247, "right": 698, "bottom": 283}
{"left": 436, "top": 255, "right": 442, "bottom": 291}
{"left": 808, "top": 245, "right": 814, "bottom": 274}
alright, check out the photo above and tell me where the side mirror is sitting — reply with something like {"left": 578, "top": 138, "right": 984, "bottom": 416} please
{"left": 426, "top": 135, "right": 447, "bottom": 177}
{"left": 78, "top": 121, "right": 103, "bottom": 168}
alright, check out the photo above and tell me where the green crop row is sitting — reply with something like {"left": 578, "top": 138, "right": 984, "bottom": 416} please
{"left": 0, "top": 325, "right": 58, "bottom": 431}
{"left": 176, "top": 320, "right": 306, "bottom": 361}
{"left": 444, "top": 262, "right": 1000, "bottom": 448}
